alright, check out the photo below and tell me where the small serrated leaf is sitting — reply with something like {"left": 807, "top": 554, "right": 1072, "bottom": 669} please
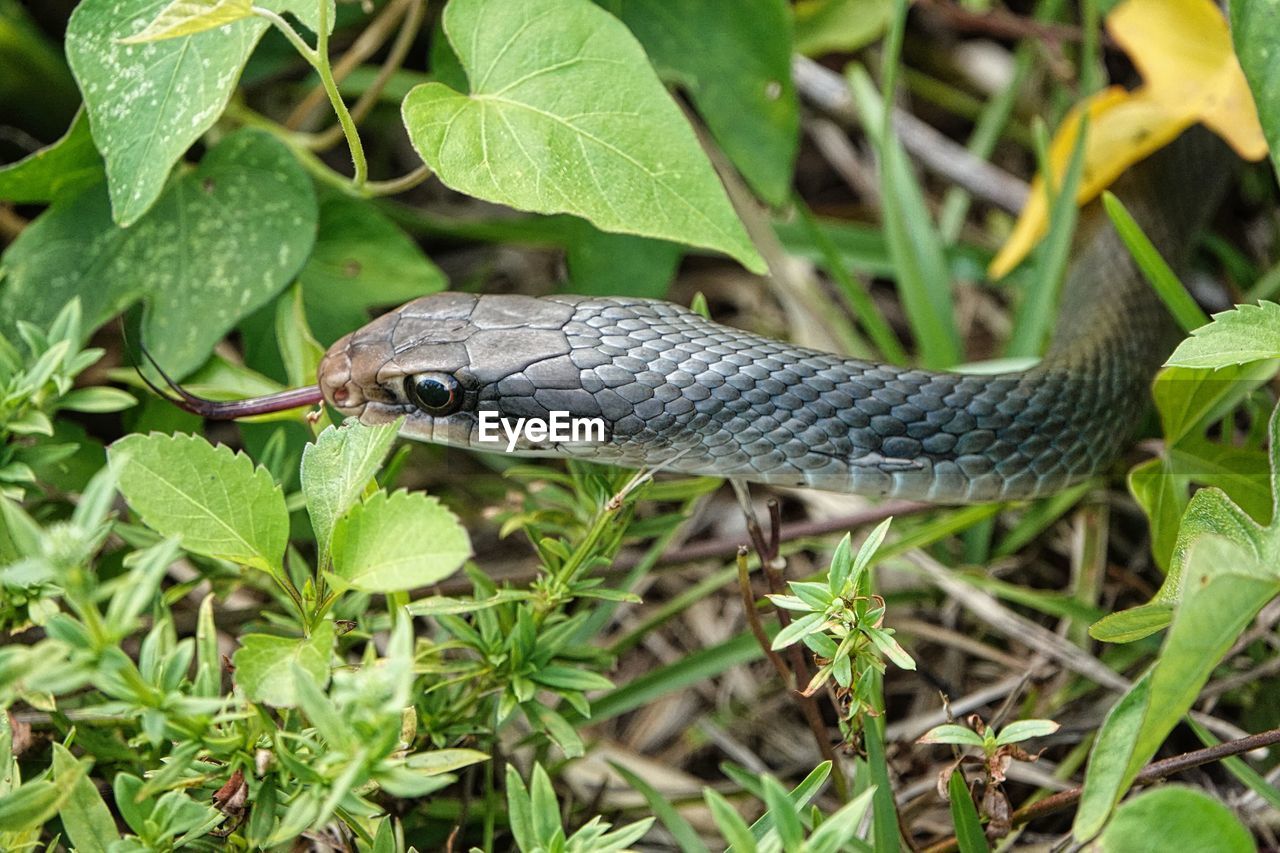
{"left": 301, "top": 418, "right": 401, "bottom": 559}
{"left": 1166, "top": 301, "right": 1280, "bottom": 369}
{"left": 232, "top": 621, "right": 334, "bottom": 708}
{"left": 109, "top": 432, "right": 288, "bottom": 573}
{"left": 329, "top": 490, "right": 471, "bottom": 593}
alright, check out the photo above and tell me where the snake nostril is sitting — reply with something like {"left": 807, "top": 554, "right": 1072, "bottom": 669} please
{"left": 333, "top": 386, "right": 349, "bottom": 405}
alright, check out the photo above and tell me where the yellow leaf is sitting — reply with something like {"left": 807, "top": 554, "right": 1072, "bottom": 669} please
{"left": 989, "top": 0, "right": 1266, "bottom": 279}
{"left": 1111, "top": 0, "right": 1266, "bottom": 160}
{"left": 118, "top": 0, "right": 254, "bottom": 45}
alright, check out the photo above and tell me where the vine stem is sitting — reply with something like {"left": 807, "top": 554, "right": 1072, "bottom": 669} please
{"left": 364, "top": 164, "right": 434, "bottom": 196}
{"left": 308, "top": 0, "right": 427, "bottom": 148}
{"left": 314, "top": 0, "right": 368, "bottom": 185}
{"left": 251, "top": 6, "right": 316, "bottom": 63}
{"left": 250, "top": 4, "right": 367, "bottom": 186}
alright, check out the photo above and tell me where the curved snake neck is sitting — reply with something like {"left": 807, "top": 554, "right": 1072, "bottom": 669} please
{"left": 318, "top": 129, "right": 1233, "bottom": 503}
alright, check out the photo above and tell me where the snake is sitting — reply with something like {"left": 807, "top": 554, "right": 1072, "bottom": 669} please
{"left": 170, "top": 129, "right": 1232, "bottom": 503}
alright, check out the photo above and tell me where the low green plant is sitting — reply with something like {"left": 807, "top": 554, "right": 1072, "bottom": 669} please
{"left": 0, "top": 413, "right": 692, "bottom": 847}
{"left": 768, "top": 520, "right": 915, "bottom": 731}
{"left": 0, "top": 299, "right": 134, "bottom": 501}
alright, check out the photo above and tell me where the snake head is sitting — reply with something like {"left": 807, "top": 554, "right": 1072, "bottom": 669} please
{"left": 318, "top": 292, "right": 601, "bottom": 454}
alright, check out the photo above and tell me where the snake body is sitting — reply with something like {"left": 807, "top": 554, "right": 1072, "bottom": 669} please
{"left": 318, "top": 130, "right": 1232, "bottom": 502}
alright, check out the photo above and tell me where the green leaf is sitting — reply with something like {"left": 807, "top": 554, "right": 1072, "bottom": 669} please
{"left": 65, "top": 0, "right": 325, "bottom": 225}
{"left": 1088, "top": 602, "right": 1173, "bottom": 644}
{"left": 1136, "top": 534, "right": 1279, "bottom": 770}
{"left": 864, "top": 626, "right": 916, "bottom": 671}
{"left": 704, "top": 789, "right": 756, "bottom": 853}
{"left": 504, "top": 765, "right": 537, "bottom": 852}
{"left": 759, "top": 776, "right": 804, "bottom": 850}
{"left": 529, "top": 665, "right": 614, "bottom": 692}
{"left": 946, "top": 770, "right": 988, "bottom": 853}
{"left": 1232, "top": 0, "right": 1280, "bottom": 184}
{"left": 1098, "top": 786, "right": 1255, "bottom": 853}
{"left": 403, "top": 748, "right": 489, "bottom": 775}
{"left": 1006, "top": 110, "right": 1088, "bottom": 358}
{"left": 1074, "top": 671, "right": 1152, "bottom": 840}
{"left": 232, "top": 621, "right": 334, "bottom": 708}
{"left": 1127, "top": 457, "right": 1189, "bottom": 574}
{"left": 372, "top": 818, "right": 395, "bottom": 853}
{"left": 109, "top": 432, "right": 288, "bottom": 573}
{"left": 291, "top": 660, "right": 350, "bottom": 748}
{"left": 803, "top": 631, "right": 839, "bottom": 658}
{"left": 52, "top": 743, "right": 117, "bottom": 853}
{"left": 401, "top": 0, "right": 764, "bottom": 272}
{"left": 1078, "top": 423, "right": 1280, "bottom": 842}
{"left": 994, "top": 719, "right": 1059, "bottom": 746}
{"left": 106, "top": 538, "right": 181, "bottom": 635}
{"left": 809, "top": 794, "right": 876, "bottom": 853}
{"left": 917, "top": 724, "right": 985, "bottom": 748}
{"left": 600, "top": 0, "right": 799, "bottom": 205}
{"left": 1166, "top": 301, "right": 1280, "bottom": 369}
{"left": 767, "top": 594, "right": 815, "bottom": 613}
{"left": 850, "top": 517, "right": 893, "bottom": 585}
{"left": 1152, "top": 363, "right": 1275, "bottom": 447}
{"left": 786, "top": 580, "right": 834, "bottom": 610}
{"left": 1169, "top": 439, "right": 1272, "bottom": 524}
{"left": 58, "top": 387, "right": 138, "bottom": 414}
{"left": 0, "top": 780, "right": 62, "bottom": 832}
{"left": 194, "top": 595, "right": 220, "bottom": 697}
{"left": 529, "top": 763, "right": 561, "bottom": 841}
{"left": 298, "top": 189, "right": 447, "bottom": 346}
{"left": 119, "top": 0, "right": 253, "bottom": 43}
{"left": 794, "top": 0, "right": 892, "bottom": 56}
{"left": 525, "top": 703, "right": 585, "bottom": 758}
{"left": 274, "top": 283, "right": 326, "bottom": 390}
{"left": 0, "top": 130, "right": 317, "bottom": 377}
{"left": 863, "top": 682, "right": 901, "bottom": 853}
{"left": 329, "top": 490, "right": 471, "bottom": 593}
{"left": 769, "top": 611, "right": 825, "bottom": 650}
{"left": 301, "top": 418, "right": 401, "bottom": 559}
{"left": 0, "top": 111, "right": 103, "bottom": 204}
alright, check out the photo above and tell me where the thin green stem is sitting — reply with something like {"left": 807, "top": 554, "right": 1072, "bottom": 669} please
{"left": 309, "top": 0, "right": 427, "bottom": 149}
{"left": 364, "top": 164, "right": 433, "bottom": 196}
{"left": 272, "top": 562, "right": 310, "bottom": 628}
{"left": 251, "top": 7, "right": 317, "bottom": 65}
{"left": 315, "top": 0, "right": 368, "bottom": 185}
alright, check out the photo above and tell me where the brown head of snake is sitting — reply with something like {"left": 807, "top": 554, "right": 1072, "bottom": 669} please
{"left": 164, "top": 128, "right": 1235, "bottom": 503}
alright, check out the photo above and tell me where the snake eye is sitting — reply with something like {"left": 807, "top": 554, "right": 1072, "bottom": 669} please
{"left": 404, "top": 373, "right": 462, "bottom": 415}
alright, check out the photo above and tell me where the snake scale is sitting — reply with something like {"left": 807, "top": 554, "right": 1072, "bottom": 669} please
{"left": 316, "top": 129, "right": 1233, "bottom": 503}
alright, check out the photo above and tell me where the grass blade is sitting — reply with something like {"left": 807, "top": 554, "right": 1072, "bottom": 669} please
{"left": 848, "top": 63, "right": 963, "bottom": 368}
{"left": 1006, "top": 115, "right": 1088, "bottom": 357}
{"left": 1102, "top": 190, "right": 1209, "bottom": 332}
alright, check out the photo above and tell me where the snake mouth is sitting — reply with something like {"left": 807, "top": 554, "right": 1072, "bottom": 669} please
{"left": 317, "top": 338, "right": 365, "bottom": 417}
